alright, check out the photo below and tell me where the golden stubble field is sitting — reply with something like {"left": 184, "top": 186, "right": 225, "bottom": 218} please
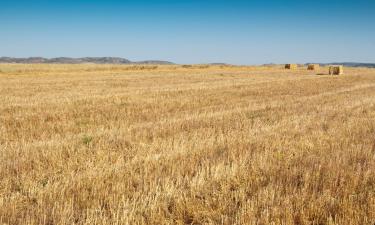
{"left": 1, "top": 64, "right": 375, "bottom": 225}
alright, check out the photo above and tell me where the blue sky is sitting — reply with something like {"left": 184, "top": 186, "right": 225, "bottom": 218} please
{"left": 0, "top": 0, "right": 374, "bottom": 64}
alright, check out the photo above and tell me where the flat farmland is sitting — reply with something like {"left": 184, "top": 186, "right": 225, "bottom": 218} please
{"left": 1, "top": 64, "right": 375, "bottom": 224}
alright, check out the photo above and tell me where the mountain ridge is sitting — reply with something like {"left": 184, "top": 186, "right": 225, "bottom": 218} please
{"left": 306, "top": 62, "right": 375, "bottom": 68}
{"left": 1, "top": 58, "right": 374, "bottom": 68}
{"left": 0, "top": 57, "right": 174, "bottom": 65}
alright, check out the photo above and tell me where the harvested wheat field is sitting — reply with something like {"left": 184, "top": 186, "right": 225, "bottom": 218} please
{"left": 1, "top": 64, "right": 375, "bottom": 225}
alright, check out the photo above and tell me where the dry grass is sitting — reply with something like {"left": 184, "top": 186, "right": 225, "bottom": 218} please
{"left": 1, "top": 64, "right": 375, "bottom": 224}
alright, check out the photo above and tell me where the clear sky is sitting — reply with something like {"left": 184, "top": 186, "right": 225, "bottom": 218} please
{"left": 0, "top": 0, "right": 374, "bottom": 64}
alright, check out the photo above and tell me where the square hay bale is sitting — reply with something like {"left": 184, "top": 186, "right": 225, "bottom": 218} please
{"left": 329, "top": 65, "right": 344, "bottom": 75}
{"left": 307, "top": 64, "right": 320, "bottom": 70}
{"left": 285, "top": 64, "right": 298, "bottom": 69}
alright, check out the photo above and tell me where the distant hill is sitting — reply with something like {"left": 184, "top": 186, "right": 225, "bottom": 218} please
{"left": 208, "top": 63, "right": 231, "bottom": 66}
{"left": 307, "top": 62, "right": 375, "bottom": 68}
{"left": 2, "top": 58, "right": 373, "bottom": 68}
{"left": 332, "top": 62, "right": 375, "bottom": 68}
{"left": 0, "top": 57, "right": 174, "bottom": 65}
{"left": 134, "top": 60, "right": 174, "bottom": 65}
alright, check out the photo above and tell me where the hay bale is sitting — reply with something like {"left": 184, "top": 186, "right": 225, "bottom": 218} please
{"left": 307, "top": 64, "right": 320, "bottom": 70}
{"left": 329, "top": 65, "right": 344, "bottom": 75}
{"left": 285, "top": 64, "right": 298, "bottom": 69}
